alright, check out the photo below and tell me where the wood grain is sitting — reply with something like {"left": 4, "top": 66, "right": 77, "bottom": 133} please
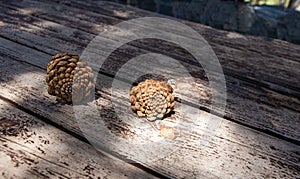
{"left": 0, "top": 39, "right": 299, "bottom": 178}
{"left": 0, "top": 100, "right": 157, "bottom": 179}
{"left": 32, "top": 0, "right": 300, "bottom": 93}
{"left": 0, "top": 2, "right": 298, "bottom": 141}
{"left": 0, "top": 0, "right": 299, "bottom": 177}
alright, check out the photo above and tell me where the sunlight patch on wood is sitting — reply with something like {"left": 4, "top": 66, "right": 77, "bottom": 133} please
{"left": 17, "top": 8, "right": 35, "bottom": 15}
{"left": 226, "top": 32, "right": 247, "bottom": 40}
{"left": 113, "top": 9, "right": 133, "bottom": 18}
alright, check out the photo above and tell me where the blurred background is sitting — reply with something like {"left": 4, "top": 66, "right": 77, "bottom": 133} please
{"left": 109, "top": 0, "right": 300, "bottom": 44}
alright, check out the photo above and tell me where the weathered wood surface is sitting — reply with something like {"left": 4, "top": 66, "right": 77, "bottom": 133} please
{"left": 0, "top": 100, "right": 157, "bottom": 179}
{"left": 14, "top": 0, "right": 300, "bottom": 94}
{"left": 0, "top": 0, "right": 299, "bottom": 142}
{"left": 0, "top": 0, "right": 299, "bottom": 178}
{"left": 0, "top": 39, "right": 299, "bottom": 178}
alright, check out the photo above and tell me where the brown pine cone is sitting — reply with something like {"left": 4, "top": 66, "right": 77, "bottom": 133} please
{"left": 129, "top": 79, "right": 175, "bottom": 121}
{"left": 46, "top": 53, "right": 95, "bottom": 103}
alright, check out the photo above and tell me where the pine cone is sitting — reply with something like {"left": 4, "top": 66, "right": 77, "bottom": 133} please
{"left": 46, "top": 53, "right": 95, "bottom": 103}
{"left": 129, "top": 79, "right": 175, "bottom": 121}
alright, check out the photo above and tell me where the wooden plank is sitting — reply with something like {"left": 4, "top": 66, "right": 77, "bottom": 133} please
{"left": 47, "top": 0, "right": 300, "bottom": 62}
{"left": 0, "top": 40, "right": 299, "bottom": 178}
{"left": 1, "top": 0, "right": 299, "bottom": 96}
{"left": 2, "top": 0, "right": 300, "bottom": 92}
{"left": 0, "top": 4, "right": 298, "bottom": 142}
{"left": 33, "top": 0, "right": 300, "bottom": 93}
{"left": 0, "top": 100, "right": 157, "bottom": 179}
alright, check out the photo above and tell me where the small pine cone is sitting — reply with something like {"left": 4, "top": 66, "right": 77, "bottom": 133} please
{"left": 129, "top": 79, "right": 175, "bottom": 121}
{"left": 46, "top": 53, "right": 95, "bottom": 103}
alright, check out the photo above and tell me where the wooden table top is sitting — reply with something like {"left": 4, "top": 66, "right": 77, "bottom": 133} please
{"left": 0, "top": 0, "right": 299, "bottom": 178}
